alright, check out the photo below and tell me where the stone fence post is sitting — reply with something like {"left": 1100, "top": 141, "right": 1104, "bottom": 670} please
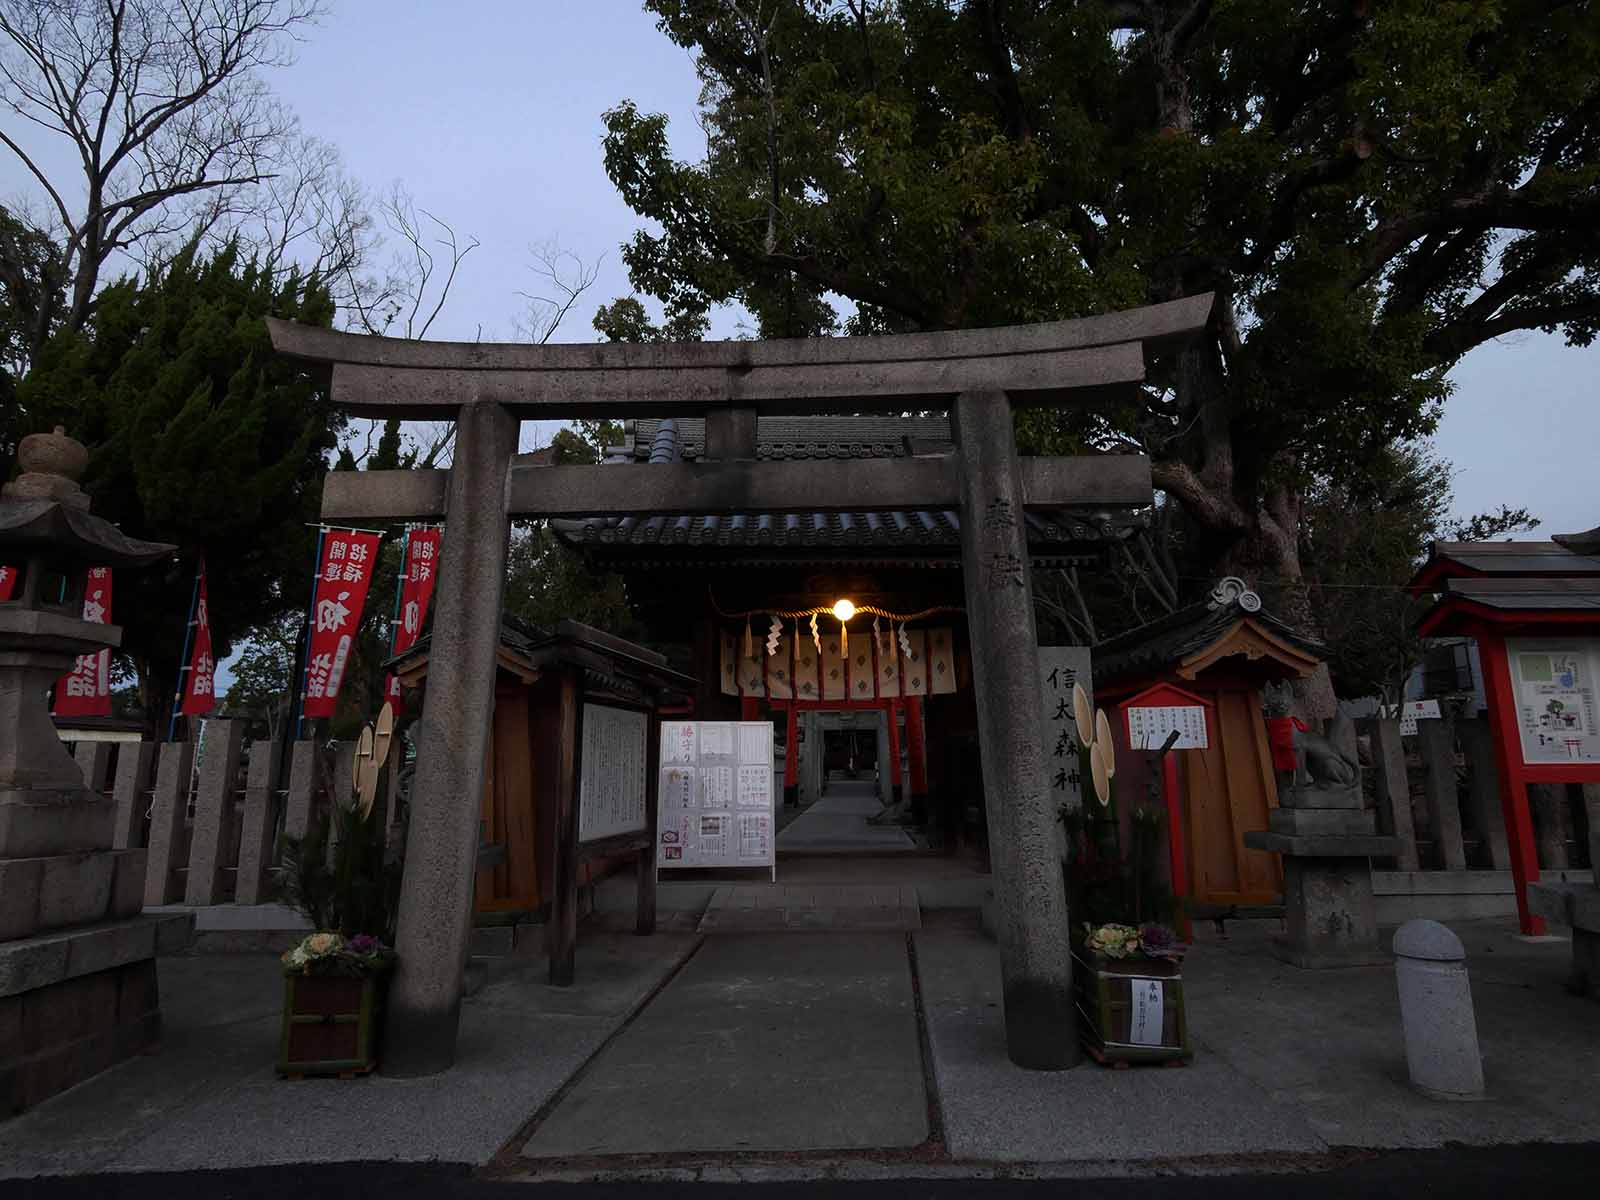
{"left": 111, "top": 742, "right": 158, "bottom": 850}
{"left": 184, "top": 720, "right": 246, "bottom": 906}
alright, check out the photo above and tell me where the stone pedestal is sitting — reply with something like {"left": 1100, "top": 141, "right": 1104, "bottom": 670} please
{"left": 0, "top": 424, "right": 185, "bottom": 1114}
{"left": 1246, "top": 779, "right": 1402, "bottom": 968}
{"left": 1528, "top": 881, "right": 1600, "bottom": 1001}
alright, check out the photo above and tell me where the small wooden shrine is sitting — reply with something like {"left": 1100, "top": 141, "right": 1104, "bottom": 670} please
{"left": 1409, "top": 527, "right": 1600, "bottom": 936}
{"left": 1091, "top": 579, "right": 1325, "bottom": 911}
{"left": 390, "top": 614, "right": 694, "bottom": 982}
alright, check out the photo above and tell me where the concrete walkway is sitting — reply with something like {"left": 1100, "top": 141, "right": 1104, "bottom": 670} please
{"left": 917, "top": 915, "right": 1600, "bottom": 1164}
{"left": 3, "top": 914, "right": 1597, "bottom": 1179}
{"left": 520, "top": 933, "right": 928, "bottom": 1158}
{"left": 776, "top": 782, "right": 916, "bottom": 852}
{"left": 0, "top": 934, "right": 697, "bottom": 1176}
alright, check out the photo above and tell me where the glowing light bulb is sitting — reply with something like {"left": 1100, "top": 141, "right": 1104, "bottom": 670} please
{"left": 831, "top": 598, "right": 856, "bottom": 622}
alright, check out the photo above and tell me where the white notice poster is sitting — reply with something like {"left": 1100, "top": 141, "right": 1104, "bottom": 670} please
{"left": 657, "top": 721, "right": 776, "bottom": 872}
{"left": 700, "top": 722, "right": 735, "bottom": 759}
{"left": 1128, "top": 978, "right": 1165, "bottom": 1047}
{"left": 1508, "top": 638, "right": 1600, "bottom": 764}
{"left": 662, "top": 721, "right": 697, "bottom": 764}
{"left": 1126, "top": 705, "right": 1209, "bottom": 751}
{"left": 577, "top": 704, "right": 649, "bottom": 842}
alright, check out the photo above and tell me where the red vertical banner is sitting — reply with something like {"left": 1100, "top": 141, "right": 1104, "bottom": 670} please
{"left": 302, "top": 530, "right": 382, "bottom": 720}
{"left": 383, "top": 527, "right": 441, "bottom": 713}
{"left": 54, "top": 567, "right": 113, "bottom": 717}
{"left": 179, "top": 562, "right": 217, "bottom": 716}
{"left": 0, "top": 564, "right": 18, "bottom": 602}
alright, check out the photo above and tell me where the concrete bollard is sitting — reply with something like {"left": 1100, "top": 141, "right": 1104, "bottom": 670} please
{"left": 1393, "top": 919, "right": 1484, "bottom": 1099}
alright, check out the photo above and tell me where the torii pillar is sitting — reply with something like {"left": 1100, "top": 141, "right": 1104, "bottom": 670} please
{"left": 382, "top": 404, "right": 518, "bottom": 1076}
{"left": 954, "top": 390, "right": 1077, "bottom": 1069}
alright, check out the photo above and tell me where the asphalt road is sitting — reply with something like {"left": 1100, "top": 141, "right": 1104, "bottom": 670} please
{"left": 2, "top": 1144, "right": 1594, "bottom": 1199}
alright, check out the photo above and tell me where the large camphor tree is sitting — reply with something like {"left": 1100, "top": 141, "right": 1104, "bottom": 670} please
{"left": 601, "top": 0, "right": 1600, "bottom": 714}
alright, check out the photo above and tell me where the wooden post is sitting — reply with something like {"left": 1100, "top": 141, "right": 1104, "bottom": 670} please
{"left": 885, "top": 699, "right": 903, "bottom": 803}
{"left": 1160, "top": 751, "right": 1192, "bottom": 937}
{"left": 1585, "top": 783, "right": 1600, "bottom": 879}
{"left": 111, "top": 741, "right": 157, "bottom": 850}
{"left": 952, "top": 388, "right": 1077, "bottom": 1070}
{"left": 1417, "top": 716, "right": 1467, "bottom": 871}
{"left": 784, "top": 703, "right": 800, "bottom": 807}
{"left": 638, "top": 712, "right": 660, "bottom": 936}
{"left": 1368, "top": 717, "right": 1421, "bottom": 871}
{"left": 906, "top": 695, "right": 928, "bottom": 796}
{"left": 1476, "top": 632, "right": 1545, "bottom": 935}
{"left": 1457, "top": 718, "right": 1511, "bottom": 870}
{"left": 549, "top": 666, "right": 583, "bottom": 986}
{"left": 1527, "top": 783, "right": 1570, "bottom": 870}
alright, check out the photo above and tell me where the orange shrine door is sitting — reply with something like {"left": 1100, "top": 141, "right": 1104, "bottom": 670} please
{"left": 1182, "top": 686, "right": 1283, "bottom": 906}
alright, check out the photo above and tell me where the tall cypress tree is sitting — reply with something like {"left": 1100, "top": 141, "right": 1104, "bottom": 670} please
{"left": 18, "top": 240, "right": 340, "bottom": 728}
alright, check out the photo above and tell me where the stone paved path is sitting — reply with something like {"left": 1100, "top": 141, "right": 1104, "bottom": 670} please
{"left": 519, "top": 932, "right": 928, "bottom": 1158}
{"left": 776, "top": 781, "right": 916, "bottom": 852}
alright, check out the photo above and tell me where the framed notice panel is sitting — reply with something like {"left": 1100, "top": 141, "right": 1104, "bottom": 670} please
{"left": 658, "top": 721, "right": 776, "bottom": 877}
{"left": 578, "top": 704, "right": 650, "bottom": 842}
{"left": 1506, "top": 638, "right": 1600, "bottom": 765}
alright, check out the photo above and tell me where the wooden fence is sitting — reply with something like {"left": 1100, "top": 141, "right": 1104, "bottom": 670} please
{"left": 1362, "top": 714, "right": 1598, "bottom": 920}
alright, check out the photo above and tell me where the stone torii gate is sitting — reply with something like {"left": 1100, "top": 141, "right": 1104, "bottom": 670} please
{"left": 268, "top": 294, "right": 1212, "bottom": 1075}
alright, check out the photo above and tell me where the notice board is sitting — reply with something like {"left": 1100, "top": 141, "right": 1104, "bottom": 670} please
{"left": 578, "top": 704, "right": 649, "bottom": 842}
{"left": 1506, "top": 638, "right": 1600, "bottom": 765}
{"left": 657, "top": 721, "right": 776, "bottom": 873}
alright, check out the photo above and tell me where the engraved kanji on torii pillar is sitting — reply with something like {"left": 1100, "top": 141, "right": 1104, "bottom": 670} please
{"left": 268, "top": 293, "right": 1213, "bottom": 1075}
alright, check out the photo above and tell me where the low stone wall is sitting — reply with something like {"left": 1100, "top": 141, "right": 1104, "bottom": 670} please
{"left": 1374, "top": 868, "right": 1594, "bottom": 924}
{"left": 0, "top": 912, "right": 192, "bottom": 1115}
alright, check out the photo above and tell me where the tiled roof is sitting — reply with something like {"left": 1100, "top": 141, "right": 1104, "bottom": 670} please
{"left": 555, "top": 417, "right": 1143, "bottom": 566}
{"left": 625, "top": 417, "right": 955, "bottom": 461}
{"left": 1441, "top": 577, "right": 1600, "bottom": 612}
{"left": 1422, "top": 539, "right": 1600, "bottom": 577}
{"left": 1092, "top": 596, "right": 1325, "bottom": 688}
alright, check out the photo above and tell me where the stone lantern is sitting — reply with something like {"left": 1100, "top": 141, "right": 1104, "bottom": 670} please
{"left": 0, "top": 426, "right": 192, "bottom": 1115}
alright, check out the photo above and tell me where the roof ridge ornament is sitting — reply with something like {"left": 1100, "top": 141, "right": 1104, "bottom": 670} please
{"left": 1209, "top": 575, "right": 1262, "bottom": 612}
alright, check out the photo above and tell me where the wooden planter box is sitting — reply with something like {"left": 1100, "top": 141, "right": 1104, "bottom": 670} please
{"left": 1072, "top": 950, "right": 1191, "bottom": 1066}
{"left": 279, "top": 972, "right": 387, "bottom": 1077}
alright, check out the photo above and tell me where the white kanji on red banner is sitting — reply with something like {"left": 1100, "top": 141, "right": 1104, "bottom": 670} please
{"left": 383, "top": 528, "right": 441, "bottom": 714}
{"left": 302, "top": 530, "right": 382, "bottom": 719}
{"left": 180, "top": 562, "right": 217, "bottom": 716}
{"left": 54, "top": 567, "right": 112, "bottom": 717}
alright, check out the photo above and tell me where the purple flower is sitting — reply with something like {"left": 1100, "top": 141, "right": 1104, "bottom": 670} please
{"left": 345, "top": 934, "right": 382, "bottom": 955}
{"left": 1138, "top": 924, "right": 1184, "bottom": 961}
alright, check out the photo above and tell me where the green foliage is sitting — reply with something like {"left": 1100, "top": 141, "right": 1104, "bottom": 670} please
{"left": 602, "top": 1, "right": 1600, "bottom": 638}
{"left": 504, "top": 523, "right": 644, "bottom": 641}
{"left": 1061, "top": 803, "right": 1173, "bottom": 932}
{"left": 16, "top": 239, "right": 339, "bottom": 726}
{"left": 221, "top": 613, "right": 300, "bottom": 741}
{"left": 1301, "top": 443, "right": 1540, "bottom": 701}
{"left": 273, "top": 796, "right": 402, "bottom": 942}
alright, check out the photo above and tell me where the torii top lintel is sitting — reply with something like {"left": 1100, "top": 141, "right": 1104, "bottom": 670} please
{"left": 266, "top": 294, "right": 1214, "bottom": 421}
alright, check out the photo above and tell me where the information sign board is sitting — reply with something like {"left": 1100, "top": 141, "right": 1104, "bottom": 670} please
{"left": 1397, "top": 699, "right": 1441, "bottom": 737}
{"left": 578, "top": 704, "right": 649, "bottom": 842}
{"left": 657, "top": 721, "right": 776, "bottom": 873}
{"left": 1507, "top": 638, "right": 1600, "bottom": 765}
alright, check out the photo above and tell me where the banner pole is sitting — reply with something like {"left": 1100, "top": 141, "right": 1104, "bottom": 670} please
{"left": 166, "top": 559, "right": 203, "bottom": 743}
{"left": 293, "top": 527, "right": 328, "bottom": 743}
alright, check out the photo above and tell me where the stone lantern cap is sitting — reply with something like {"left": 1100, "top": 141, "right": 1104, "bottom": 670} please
{"left": 0, "top": 427, "right": 174, "bottom": 568}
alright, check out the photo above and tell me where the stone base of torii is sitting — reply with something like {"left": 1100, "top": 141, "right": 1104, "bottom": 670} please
{"left": 268, "top": 294, "right": 1214, "bottom": 1073}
